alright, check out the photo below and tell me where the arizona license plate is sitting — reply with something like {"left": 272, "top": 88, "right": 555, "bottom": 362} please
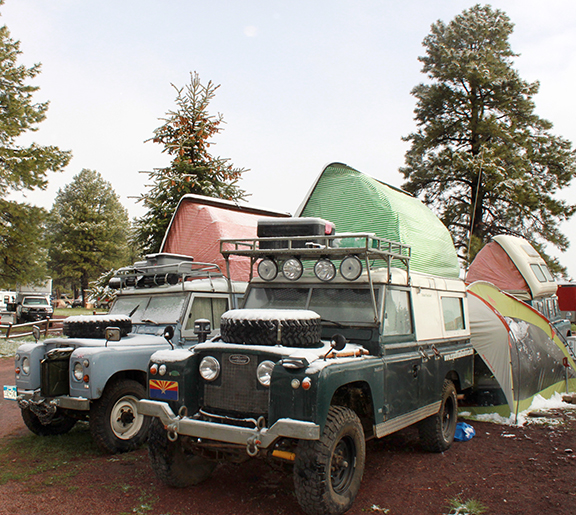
{"left": 3, "top": 385, "right": 17, "bottom": 400}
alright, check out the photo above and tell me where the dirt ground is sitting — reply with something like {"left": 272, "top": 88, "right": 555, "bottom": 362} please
{"left": 1, "top": 355, "right": 575, "bottom": 515}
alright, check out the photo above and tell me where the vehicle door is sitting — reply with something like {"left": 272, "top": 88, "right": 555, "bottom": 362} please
{"left": 382, "top": 287, "right": 420, "bottom": 419}
{"left": 181, "top": 294, "right": 230, "bottom": 340}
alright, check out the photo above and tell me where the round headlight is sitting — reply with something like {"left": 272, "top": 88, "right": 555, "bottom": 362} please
{"left": 257, "top": 360, "right": 275, "bottom": 387}
{"left": 73, "top": 362, "right": 83, "bottom": 381}
{"left": 340, "top": 255, "right": 363, "bottom": 281}
{"left": 282, "top": 258, "right": 303, "bottom": 281}
{"left": 258, "top": 259, "right": 278, "bottom": 281}
{"left": 199, "top": 356, "right": 221, "bottom": 381}
{"left": 21, "top": 357, "right": 30, "bottom": 375}
{"left": 314, "top": 259, "right": 336, "bottom": 282}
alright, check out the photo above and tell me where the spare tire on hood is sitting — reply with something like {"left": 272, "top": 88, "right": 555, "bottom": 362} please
{"left": 63, "top": 315, "right": 132, "bottom": 339}
{"left": 220, "top": 309, "right": 322, "bottom": 348}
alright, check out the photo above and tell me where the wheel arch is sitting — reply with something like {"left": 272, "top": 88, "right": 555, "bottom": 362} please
{"left": 329, "top": 381, "right": 376, "bottom": 439}
{"left": 95, "top": 369, "right": 147, "bottom": 399}
{"left": 445, "top": 370, "right": 462, "bottom": 392}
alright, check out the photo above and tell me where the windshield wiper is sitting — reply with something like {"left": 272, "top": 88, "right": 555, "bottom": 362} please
{"left": 141, "top": 319, "right": 158, "bottom": 325}
{"left": 128, "top": 305, "right": 140, "bottom": 317}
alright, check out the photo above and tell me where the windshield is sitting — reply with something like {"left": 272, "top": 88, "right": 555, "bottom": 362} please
{"left": 23, "top": 297, "right": 49, "bottom": 306}
{"left": 110, "top": 292, "right": 188, "bottom": 324}
{"left": 244, "top": 286, "right": 378, "bottom": 324}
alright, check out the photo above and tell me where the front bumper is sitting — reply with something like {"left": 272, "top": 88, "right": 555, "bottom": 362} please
{"left": 17, "top": 389, "right": 90, "bottom": 411}
{"left": 138, "top": 399, "right": 320, "bottom": 451}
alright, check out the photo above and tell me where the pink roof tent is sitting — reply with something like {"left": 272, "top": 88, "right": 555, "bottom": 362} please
{"left": 466, "top": 235, "right": 557, "bottom": 301}
{"left": 160, "top": 194, "right": 289, "bottom": 281}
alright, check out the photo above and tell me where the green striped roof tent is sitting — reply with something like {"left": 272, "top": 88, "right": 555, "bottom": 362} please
{"left": 295, "top": 162, "right": 461, "bottom": 278}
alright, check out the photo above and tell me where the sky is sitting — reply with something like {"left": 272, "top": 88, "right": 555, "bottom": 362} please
{"left": 2, "top": 0, "right": 576, "bottom": 276}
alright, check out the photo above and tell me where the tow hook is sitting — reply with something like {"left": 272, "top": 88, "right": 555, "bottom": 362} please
{"left": 166, "top": 423, "right": 179, "bottom": 442}
{"left": 246, "top": 435, "right": 261, "bottom": 457}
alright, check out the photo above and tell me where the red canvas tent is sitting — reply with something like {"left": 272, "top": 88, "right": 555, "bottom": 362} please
{"left": 160, "top": 195, "right": 289, "bottom": 282}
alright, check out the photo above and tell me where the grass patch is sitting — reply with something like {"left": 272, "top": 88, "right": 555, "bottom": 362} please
{"left": 445, "top": 496, "right": 489, "bottom": 515}
{"left": 0, "top": 422, "right": 99, "bottom": 485}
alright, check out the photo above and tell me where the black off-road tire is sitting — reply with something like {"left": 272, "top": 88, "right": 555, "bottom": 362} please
{"left": 221, "top": 309, "right": 322, "bottom": 347}
{"left": 294, "top": 406, "right": 366, "bottom": 515}
{"left": 89, "top": 378, "right": 150, "bottom": 454}
{"left": 418, "top": 379, "right": 458, "bottom": 453}
{"left": 148, "top": 417, "right": 217, "bottom": 487}
{"left": 63, "top": 315, "right": 132, "bottom": 339}
{"left": 21, "top": 407, "right": 77, "bottom": 436}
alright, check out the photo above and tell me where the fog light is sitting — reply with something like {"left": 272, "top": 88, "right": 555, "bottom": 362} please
{"left": 291, "top": 379, "right": 301, "bottom": 389}
{"left": 159, "top": 364, "right": 167, "bottom": 376}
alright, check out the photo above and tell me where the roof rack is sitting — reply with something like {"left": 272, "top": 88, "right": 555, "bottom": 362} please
{"left": 111, "top": 253, "right": 224, "bottom": 290}
{"left": 220, "top": 232, "right": 411, "bottom": 283}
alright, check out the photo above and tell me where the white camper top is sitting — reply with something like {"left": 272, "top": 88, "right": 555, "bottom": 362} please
{"left": 493, "top": 235, "right": 557, "bottom": 299}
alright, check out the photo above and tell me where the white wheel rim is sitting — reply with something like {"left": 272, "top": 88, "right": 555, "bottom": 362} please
{"left": 110, "top": 394, "right": 143, "bottom": 440}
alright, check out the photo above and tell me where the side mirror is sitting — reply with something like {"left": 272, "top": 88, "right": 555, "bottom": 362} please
{"left": 324, "top": 333, "right": 347, "bottom": 360}
{"left": 32, "top": 325, "right": 41, "bottom": 343}
{"left": 330, "top": 333, "right": 347, "bottom": 352}
{"left": 164, "top": 325, "right": 175, "bottom": 349}
{"left": 104, "top": 327, "right": 121, "bottom": 347}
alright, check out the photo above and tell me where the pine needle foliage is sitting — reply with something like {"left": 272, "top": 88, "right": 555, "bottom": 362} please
{"left": 401, "top": 4, "right": 576, "bottom": 272}
{"left": 0, "top": 0, "right": 71, "bottom": 287}
{"left": 47, "top": 169, "right": 131, "bottom": 302}
{"left": 133, "top": 71, "right": 248, "bottom": 254}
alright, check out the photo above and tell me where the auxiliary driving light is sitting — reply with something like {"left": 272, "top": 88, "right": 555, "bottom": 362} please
{"left": 258, "top": 259, "right": 278, "bottom": 281}
{"left": 282, "top": 258, "right": 303, "bottom": 281}
{"left": 340, "top": 255, "right": 363, "bottom": 281}
{"left": 314, "top": 259, "right": 336, "bottom": 282}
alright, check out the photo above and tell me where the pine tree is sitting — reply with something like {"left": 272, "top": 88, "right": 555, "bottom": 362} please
{"left": 134, "top": 71, "right": 248, "bottom": 254}
{"left": 400, "top": 4, "right": 576, "bottom": 272}
{"left": 47, "top": 169, "right": 132, "bottom": 303}
{"left": 0, "top": 1, "right": 71, "bottom": 286}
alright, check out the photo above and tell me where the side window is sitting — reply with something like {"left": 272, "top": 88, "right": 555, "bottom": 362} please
{"left": 442, "top": 297, "right": 465, "bottom": 331}
{"left": 383, "top": 289, "right": 413, "bottom": 336}
{"left": 530, "top": 264, "right": 547, "bottom": 283}
{"left": 185, "top": 296, "right": 229, "bottom": 332}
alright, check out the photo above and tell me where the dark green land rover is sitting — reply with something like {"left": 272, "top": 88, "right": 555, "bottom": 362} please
{"left": 138, "top": 218, "right": 473, "bottom": 515}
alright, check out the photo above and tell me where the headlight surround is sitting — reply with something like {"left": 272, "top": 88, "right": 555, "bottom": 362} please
{"left": 21, "top": 357, "right": 30, "bottom": 375}
{"left": 199, "top": 356, "right": 221, "bottom": 381}
{"left": 73, "top": 362, "right": 83, "bottom": 381}
{"left": 257, "top": 360, "right": 275, "bottom": 387}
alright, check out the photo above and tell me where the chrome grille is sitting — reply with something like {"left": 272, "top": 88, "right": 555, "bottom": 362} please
{"left": 203, "top": 352, "right": 269, "bottom": 415}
